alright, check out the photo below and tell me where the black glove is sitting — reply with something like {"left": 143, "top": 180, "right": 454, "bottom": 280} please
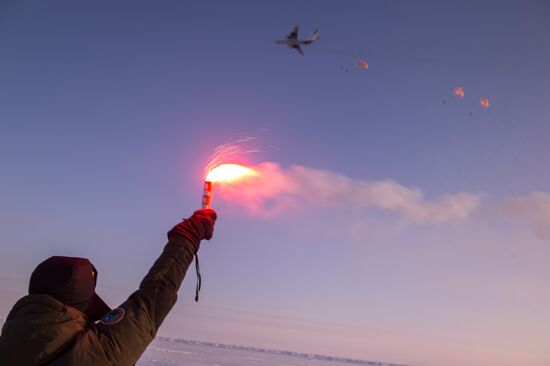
{"left": 168, "top": 208, "right": 217, "bottom": 243}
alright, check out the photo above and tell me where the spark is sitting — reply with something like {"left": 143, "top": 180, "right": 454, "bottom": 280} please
{"left": 203, "top": 143, "right": 244, "bottom": 180}
{"left": 237, "top": 136, "right": 257, "bottom": 143}
{"left": 203, "top": 137, "right": 263, "bottom": 179}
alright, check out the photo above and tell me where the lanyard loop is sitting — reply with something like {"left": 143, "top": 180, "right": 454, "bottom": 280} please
{"left": 194, "top": 253, "right": 201, "bottom": 302}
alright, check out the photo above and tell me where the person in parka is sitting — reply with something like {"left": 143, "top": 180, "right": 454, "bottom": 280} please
{"left": 0, "top": 208, "right": 217, "bottom": 366}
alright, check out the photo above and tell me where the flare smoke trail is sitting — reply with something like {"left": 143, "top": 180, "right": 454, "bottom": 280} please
{"left": 214, "top": 162, "right": 482, "bottom": 222}
{"left": 502, "top": 192, "right": 550, "bottom": 240}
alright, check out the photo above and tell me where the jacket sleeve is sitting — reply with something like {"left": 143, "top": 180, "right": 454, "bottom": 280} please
{"left": 93, "top": 220, "right": 202, "bottom": 366}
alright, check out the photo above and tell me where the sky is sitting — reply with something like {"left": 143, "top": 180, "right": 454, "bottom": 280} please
{"left": 1, "top": 1, "right": 549, "bottom": 365}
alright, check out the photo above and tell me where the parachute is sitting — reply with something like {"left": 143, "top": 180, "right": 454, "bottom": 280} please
{"left": 453, "top": 87, "right": 464, "bottom": 98}
{"left": 357, "top": 59, "right": 369, "bottom": 70}
{"left": 480, "top": 98, "right": 490, "bottom": 108}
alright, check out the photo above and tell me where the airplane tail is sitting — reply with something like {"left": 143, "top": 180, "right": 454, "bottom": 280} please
{"left": 309, "top": 28, "right": 319, "bottom": 41}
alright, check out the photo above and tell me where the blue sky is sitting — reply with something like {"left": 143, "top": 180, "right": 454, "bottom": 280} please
{"left": 1, "top": 1, "right": 549, "bottom": 366}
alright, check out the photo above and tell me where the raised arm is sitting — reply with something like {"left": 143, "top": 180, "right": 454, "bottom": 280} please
{"left": 93, "top": 209, "right": 217, "bottom": 366}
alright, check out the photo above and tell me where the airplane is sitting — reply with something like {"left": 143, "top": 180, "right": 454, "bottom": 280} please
{"left": 276, "top": 25, "right": 319, "bottom": 55}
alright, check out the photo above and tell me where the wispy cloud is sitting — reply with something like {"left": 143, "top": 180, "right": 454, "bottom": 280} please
{"left": 216, "top": 162, "right": 483, "bottom": 223}
{"left": 502, "top": 191, "right": 550, "bottom": 240}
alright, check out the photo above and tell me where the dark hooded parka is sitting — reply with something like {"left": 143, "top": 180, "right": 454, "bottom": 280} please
{"left": 0, "top": 210, "right": 216, "bottom": 366}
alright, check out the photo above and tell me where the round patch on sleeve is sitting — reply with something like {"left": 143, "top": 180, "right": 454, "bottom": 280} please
{"left": 100, "top": 307, "right": 126, "bottom": 325}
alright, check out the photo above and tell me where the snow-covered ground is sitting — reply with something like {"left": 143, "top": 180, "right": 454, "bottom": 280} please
{"left": 137, "top": 337, "right": 405, "bottom": 366}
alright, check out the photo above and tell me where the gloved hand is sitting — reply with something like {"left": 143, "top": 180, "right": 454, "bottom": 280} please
{"left": 168, "top": 208, "right": 217, "bottom": 243}
{"left": 190, "top": 208, "right": 217, "bottom": 240}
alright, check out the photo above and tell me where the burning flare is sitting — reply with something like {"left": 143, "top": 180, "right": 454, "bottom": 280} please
{"left": 202, "top": 164, "right": 258, "bottom": 208}
{"left": 205, "top": 164, "right": 258, "bottom": 183}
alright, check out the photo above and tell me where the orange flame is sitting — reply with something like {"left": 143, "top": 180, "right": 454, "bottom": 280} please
{"left": 205, "top": 163, "right": 258, "bottom": 183}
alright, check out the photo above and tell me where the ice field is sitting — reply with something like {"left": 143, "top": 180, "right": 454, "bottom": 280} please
{"left": 137, "top": 337, "right": 405, "bottom": 366}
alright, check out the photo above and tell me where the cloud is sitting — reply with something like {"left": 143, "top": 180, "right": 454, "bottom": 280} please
{"left": 502, "top": 191, "right": 550, "bottom": 240}
{"left": 215, "top": 162, "right": 482, "bottom": 223}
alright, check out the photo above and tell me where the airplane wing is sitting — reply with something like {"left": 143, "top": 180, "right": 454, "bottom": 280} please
{"left": 292, "top": 45, "right": 304, "bottom": 55}
{"left": 287, "top": 25, "right": 299, "bottom": 40}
